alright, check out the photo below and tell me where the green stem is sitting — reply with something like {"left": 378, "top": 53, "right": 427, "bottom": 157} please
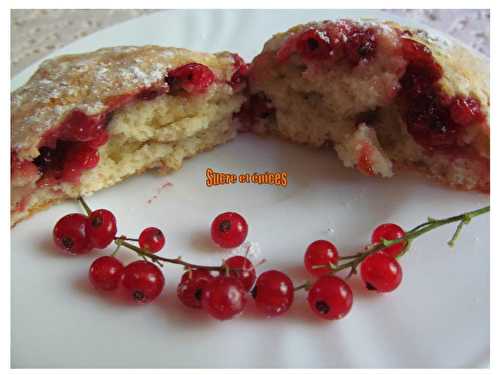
{"left": 327, "top": 205, "right": 489, "bottom": 276}
{"left": 78, "top": 196, "right": 92, "bottom": 216}
{"left": 115, "top": 239, "right": 223, "bottom": 272}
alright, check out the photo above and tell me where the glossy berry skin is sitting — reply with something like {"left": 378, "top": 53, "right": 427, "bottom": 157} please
{"left": 360, "top": 252, "right": 403, "bottom": 292}
{"left": 307, "top": 275, "right": 353, "bottom": 320}
{"left": 224, "top": 256, "right": 256, "bottom": 291}
{"left": 89, "top": 256, "right": 124, "bottom": 291}
{"left": 166, "top": 63, "right": 215, "bottom": 94}
{"left": 304, "top": 240, "right": 339, "bottom": 276}
{"left": 210, "top": 212, "right": 248, "bottom": 249}
{"left": 53, "top": 213, "right": 92, "bottom": 254}
{"left": 252, "top": 270, "right": 294, "bottom": 317}
{"left": 122, "top": 261, "right": 165, "bottom": 303}
{"left": 138, "top": 227, "right": 165, "bottom": 253}
{"left": 371, "top": 223, "right": 406, "bottom": 258}
{"left": 202, "top": 276, "right": 248, "bottom": 320}
{"left": 177, "top": 269, "right": 214, "bottom": 309}
{"left": 86, "top": 209, "right": 117, "bottom": 249}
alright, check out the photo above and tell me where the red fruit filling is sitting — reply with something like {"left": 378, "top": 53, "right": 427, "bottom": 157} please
{"left": 230, "top": 53, "right": 249, "bottom": 90}
{"left": 236, "top": 93, "right": 275, "bottom": 131}
{"left": 14, "top": 63, "right": 217, "bottom": 191}
{"left": 277, "top": 20, "right": 378, "bottom": 66}
{"left": 398, "top": 38, "right": 486, "bottom": 151}
{"left": 166, "top": 62, "right": 215, "bottom": 94}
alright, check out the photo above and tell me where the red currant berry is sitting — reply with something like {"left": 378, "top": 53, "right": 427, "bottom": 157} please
{"left": 166, "top": 63, "right": 215, "bottom": 94}
{"left": 86, "top": 209, "right": 117, "bottom": 249}
{"left": 252, "top": 270, "right": 294, "bottom": 317}
{"left": 177, "top": 269, "right": 214, "bottom": 309}
{"left": 202, "top": 276, "right": 248, "bottom": 320}
{"left": 304, "top": 240, "right": 339, "bottom": 276}
{"left": 360, "top": 252, "right": 403, "bottom": 292}
{"left": 296, "top": 29, "right": 332, "bottom": 60}
{"left": 224, "top": 256, "right": 256, "bottom": 291}
{"left": 449, "top": 96, "right": 485, "bottom": 126}
{"left": 307, "top": 275, "right": 353, "bottom": 320}
{"left": 371, "top": 223, "right": 407, "bottom": 258}
{"left": 122, "top": 260, "right": 165, "bottom": 303}
{"left": 210, "top": 212, "right": 248, "bottom": 249}
{"left": 138, "top": 227, "right": 165, "bottom": 253}
{"left": 53, "top": 213, "right": 92, "bottom": 254}
{"left": 89, "top": 256, "right": 124, "bottom": 291}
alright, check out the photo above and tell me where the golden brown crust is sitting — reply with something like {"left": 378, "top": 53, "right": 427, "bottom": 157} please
{"left": 11, "top": 46, "right": 236, "bottom": 160}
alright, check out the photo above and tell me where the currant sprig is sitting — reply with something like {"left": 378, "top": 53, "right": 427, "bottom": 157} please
{"left": 51, "top": 197, "right": 489, "bottom": 322}
{"left": 315, "top": 205, "right": 490, "bottom": 278}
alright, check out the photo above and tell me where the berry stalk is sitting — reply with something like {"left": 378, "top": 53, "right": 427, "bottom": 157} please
{"left": 114, "top": 237, "right": 225, "bottom": 272}
{"left": 325, "top": 205, "right": 490, "bottom": 278}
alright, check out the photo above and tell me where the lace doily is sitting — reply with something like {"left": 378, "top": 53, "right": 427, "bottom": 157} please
{"left": 11, "top": 9, "right": 489, "bottom": 77}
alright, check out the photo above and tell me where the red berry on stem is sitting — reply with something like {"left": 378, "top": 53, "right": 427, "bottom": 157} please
{"left": 53, "top": 213, "right": 92, "bottom": 254}
{"left": 307, "top": 275, "right": 353, "bottom": 320}
{"left": 210, "top": 212, "right": 248, "bottom": 249}
{"left": 86, "top": 209, "right": 117, "bottom": 249}
{"left": 177, "top": 269, "right": 214, "bottom": 309}
{"left": 166, "top": 63, "right": 215, "bottom": 94}
{"left": 304, "top": 240, "right": 339, "bottom": 276}
{"left": 224, "top": 256, "right": 256, "bottom": 291}
{"left": 89, "top": 256, "right": 124, "bottom": 291}
{"left": 252, "top": 270, "right": 294, "bottom": 317}
{"left": 122, "top": 260, "right": 165, "bottom": 303}
{"left": 202, "top": 276, "right": 248, "bottom": 320}
{"left": 371, "top": 223, "right": 407, "bottom": 258}
{"left": 139, "top": 227, "right": 165, "bottom": 253}
{"left": 360, "top": 252, "right": 402, "bottom": 292}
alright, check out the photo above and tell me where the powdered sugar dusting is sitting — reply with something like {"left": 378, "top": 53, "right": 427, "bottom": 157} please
{"left": 11, "top": 45, "right": 229, "bottom": 158}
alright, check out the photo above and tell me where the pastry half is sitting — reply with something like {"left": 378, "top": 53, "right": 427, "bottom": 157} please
{"left": 11, "top": 46, "right": 247, "bottom": 225}
{"left": 245, "top": 19, "right": 490, "bottom": 192}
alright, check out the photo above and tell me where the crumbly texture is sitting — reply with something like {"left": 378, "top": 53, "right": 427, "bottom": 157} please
{"left": 249, "top": 20, "right": 490, "bottom": 192}
{"left": 11, "top": 46, "right": 244, "bottom": 225}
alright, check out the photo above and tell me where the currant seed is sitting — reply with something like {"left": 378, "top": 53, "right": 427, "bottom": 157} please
{"left": 307, "top": 275, "right": 353, "bottom": 320}
{"left": 360, "top": 252, "right": 403, "bottom": 292}
{"left": 304, "top": 240, "right": 339, "bottom": 276}
{"left": 53, "top": 213, "right": 92, "bottom": 254}
{"left": 89, "top": 256, "right": 124, "bottom": 291}
{"left": 122, "top": 260, "right": 165, "bottom": 303}
{"left": 138, "top": 227, "right": 165, "bottom": 253}
{"left": 210, "top": 212, "right": 248, "bottom": 249}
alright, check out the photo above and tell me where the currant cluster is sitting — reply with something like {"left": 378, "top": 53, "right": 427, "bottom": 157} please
{"left": 52, "top": 199, "right": 489, "bottom": 321}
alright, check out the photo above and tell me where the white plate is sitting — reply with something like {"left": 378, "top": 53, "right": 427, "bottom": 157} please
{"left": 11, "top": 10, "right": 490, "bottom": 368}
